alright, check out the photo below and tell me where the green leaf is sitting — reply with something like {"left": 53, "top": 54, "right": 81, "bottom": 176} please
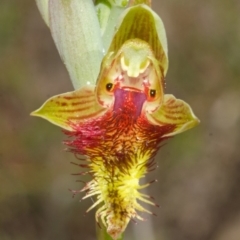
{"left": 95, "top": 1, "right": 129, "bottom": 53}
{"left": 95, "top": 1, "right": 112, "bottom": 36}
{"left": 49, "top": 0, "right": 104, "bottom": 89}
{"left": 35, "top": 0, "right": 49, "bottom": 26}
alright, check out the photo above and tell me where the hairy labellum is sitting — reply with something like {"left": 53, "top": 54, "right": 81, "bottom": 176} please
{"left": 64, "top": 88, "right": 174, "bottom": 239}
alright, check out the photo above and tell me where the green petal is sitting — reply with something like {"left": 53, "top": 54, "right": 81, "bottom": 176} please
{"left": 49, "top": 0, "right": 104, "bottom": 89}
{"left": 147, "top": 94, "right": 200, "bottom": 137}
{"left": 35, "top": 0, "right": 49, "bottom": 26}
{"left": 31, "top": 86, "right": 107, "bottom": 131}
{"left": 109, "top": 4, "right": 168, "bottom": 75}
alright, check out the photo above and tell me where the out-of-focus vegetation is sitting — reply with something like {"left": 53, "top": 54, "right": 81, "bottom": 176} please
{"left": 0, "top": 0, "right": 240, "bottom": 239}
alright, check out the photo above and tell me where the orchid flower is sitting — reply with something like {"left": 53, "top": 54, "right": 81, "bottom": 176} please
{"left": 32, "top": 0, "right": 199, "bottom": 239}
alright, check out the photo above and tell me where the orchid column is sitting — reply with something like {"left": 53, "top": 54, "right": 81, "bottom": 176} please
{"left": 32, "top": 1, "right": 199, "bottom": 239}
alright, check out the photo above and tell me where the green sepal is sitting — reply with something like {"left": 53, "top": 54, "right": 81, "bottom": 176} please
{"left": 31, "top": 86, "right": 107, "bottom": 131}
{"left": 108, "top": 4, "right": 168, "bottom": 75}
{"left": 147, "top": 94, "right": 200, "bottom": 137}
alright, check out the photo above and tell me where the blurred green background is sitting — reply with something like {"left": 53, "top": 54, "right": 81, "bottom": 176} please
{"left": 1, "top": 0, "right": 240, "bottom": 239}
